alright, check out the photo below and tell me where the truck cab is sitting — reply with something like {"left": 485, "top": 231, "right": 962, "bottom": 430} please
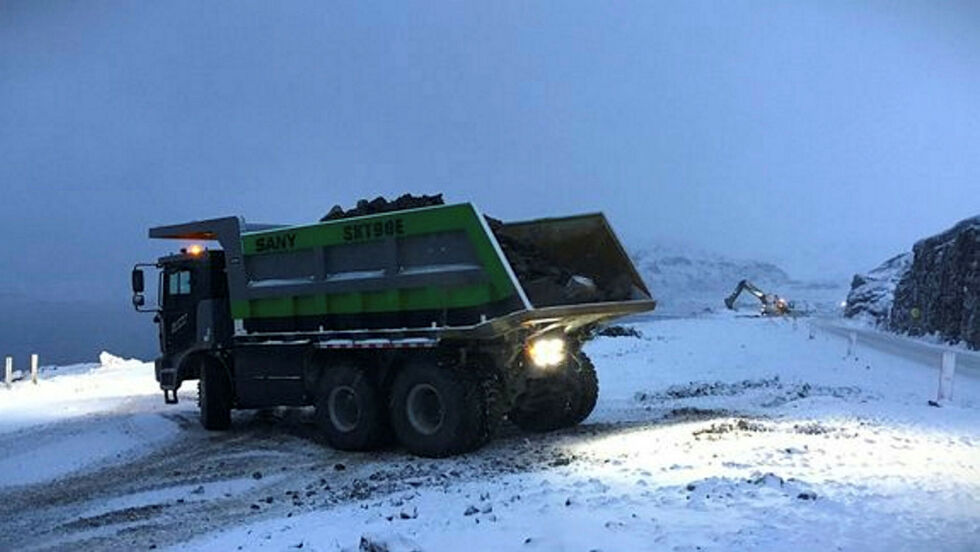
{"left": 133, "top": 247, "right": 232, "bottom": 402}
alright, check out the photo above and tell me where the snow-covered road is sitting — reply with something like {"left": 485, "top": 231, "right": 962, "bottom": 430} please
{"left": 1, "top": 315, "right": 978, "bottom": 552}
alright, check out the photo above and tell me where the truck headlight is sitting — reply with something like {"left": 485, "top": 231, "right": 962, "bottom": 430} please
{"left": 527, "top": 337, "right": 566, "bottom": 368}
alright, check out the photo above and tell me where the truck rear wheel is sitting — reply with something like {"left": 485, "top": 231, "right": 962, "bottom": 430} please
{"left": 509, "top": 352, "right": 598, "bottom": 432}
{"left": 199, "top": 358, "right": 232, "bottom": 430}
{"left": 389, "top": 359, "right": 503, "bottom": 458}
{"left": 314, "top": 362, "right": 390, "bottom": 451}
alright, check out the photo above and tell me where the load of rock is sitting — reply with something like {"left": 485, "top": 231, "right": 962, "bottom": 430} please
{"left": 889, "top": 215, "right": 980, "bottom": 349}
{"left": 320, "top": 194, "right": 446, "bottom": 221}
{"left": 484, "top": 215, "right": 613, "bottom": 305}
{"left": 844, "top": 252, "right": 912, "bottom": 325}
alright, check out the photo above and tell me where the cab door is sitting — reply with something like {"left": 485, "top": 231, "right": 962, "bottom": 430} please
{"left": 162, "top": 266, "right": 197, "bottom": 355}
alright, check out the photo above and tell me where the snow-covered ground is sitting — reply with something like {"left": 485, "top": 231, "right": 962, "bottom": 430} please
{"left": 0, "top": 353, "right": 180, "bottom": 487}
{"left": 1, "top": 315, "right": 978, "bottom": 551}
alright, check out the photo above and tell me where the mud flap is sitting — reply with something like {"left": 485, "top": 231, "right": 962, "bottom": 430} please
{"left": 164, "top": 389, "right": 179, "bottom": 404}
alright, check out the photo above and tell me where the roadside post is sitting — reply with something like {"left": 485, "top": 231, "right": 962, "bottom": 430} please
{"left": 4, "top": 356, "right": 11, "bottom": 389}
{"left": 846, "top": 331, "right": 857, "bottom": 357}
{"left": 937, "top": 351, "right": 956, "bottom": 403}
{"left": 31, "top": 354, "right": 38, "bottom": 385}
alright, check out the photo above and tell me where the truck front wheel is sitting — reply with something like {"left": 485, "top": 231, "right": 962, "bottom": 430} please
{"left": 509, "top": 351, "right": 598, "bottom": 432}
{"left": 389, "top": 359, "right": 502, "bottom": 458}
{"left": 199, "top": 358, "right": 232, "bottom": 430}
{"left": 565, "top": 352, "right": 599, "bottom": 426}
{"left": 314, "top": 362, "right": 390, "bottom": 451}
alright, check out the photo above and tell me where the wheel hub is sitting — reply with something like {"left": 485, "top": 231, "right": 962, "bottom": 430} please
{"left": 406, "top": 383, "right": 444, "bottom": 436}
{"left": 328, "top": 386, "right": 361, "bottom": 432}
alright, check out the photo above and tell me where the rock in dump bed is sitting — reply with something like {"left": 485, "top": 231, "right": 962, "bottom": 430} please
{"left": 320, "top": 194, "right": 448, "bottom": 221}
{"left": 321, "top": 195, "right": 630, "bottom": 306}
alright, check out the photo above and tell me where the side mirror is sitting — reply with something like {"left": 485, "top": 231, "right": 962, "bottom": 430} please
{"left": 132, "top": 268, "right": 145, "bottom": 294}
{"left": 132, "top": 294, "right": 146, "bottom": 308}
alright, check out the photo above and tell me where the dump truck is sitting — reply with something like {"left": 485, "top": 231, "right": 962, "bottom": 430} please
{"left": 131, "top": 203, "right": 655, "bottom": 457}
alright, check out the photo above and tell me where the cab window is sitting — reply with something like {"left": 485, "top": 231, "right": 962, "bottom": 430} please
{"left": 168, "top": 270, "right": 191, "bottom": 296}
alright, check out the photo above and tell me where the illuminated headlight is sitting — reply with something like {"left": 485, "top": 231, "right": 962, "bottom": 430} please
{"left": 527, "top": 337, "right": 566, "bottom": 368}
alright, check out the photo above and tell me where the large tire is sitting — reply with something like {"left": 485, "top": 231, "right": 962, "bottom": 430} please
{"left": 199, "top": 358, "right": 232, "bottom": 431}
{"left": 566, "top": 352, "right": 599, "bottom": 426}
{"left": 389, "top": 358, "right": 503, "bottom": 458}
{"left": 314, "top": 362, "right": 390, "bottom": 451}
{"left": 509, "top": 351, "right": 598, "bottom": 432}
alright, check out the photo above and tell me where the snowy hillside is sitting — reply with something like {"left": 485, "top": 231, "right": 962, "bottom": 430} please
{"left": 844, "top": 252, "right": 913, "bottom": 324}
{"left": 631, "top": 244, "right": 847, "bottom": 316}
{"left": 2, "top": 315, "right": 978, "bottom": 551}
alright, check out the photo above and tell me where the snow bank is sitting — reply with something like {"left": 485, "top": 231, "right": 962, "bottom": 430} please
{"left": 98, "top": 350, "right": 144, "bottom": 368}
{"left": 0, "top": 354, "right": 161, "bottom": 433}
{"left": 0, "top": 351, "right": 181, "bottom": 487}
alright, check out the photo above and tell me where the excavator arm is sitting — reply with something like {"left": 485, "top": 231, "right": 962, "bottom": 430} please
{"left": 725, "top": 279, "right": 766, "bottom": 310}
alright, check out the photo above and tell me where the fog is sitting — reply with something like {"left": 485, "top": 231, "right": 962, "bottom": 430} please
{"left": 2, "top": 1, "right": 978, "bottom": 362}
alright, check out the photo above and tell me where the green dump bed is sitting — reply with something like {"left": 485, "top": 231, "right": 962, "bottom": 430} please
{"left": 151, "top": 203, "right": 655, "bottom": 338}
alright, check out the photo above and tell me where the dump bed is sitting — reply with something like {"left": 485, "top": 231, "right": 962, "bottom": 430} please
{"left": 150, "top": 203, "right": 655, "bottom": 338}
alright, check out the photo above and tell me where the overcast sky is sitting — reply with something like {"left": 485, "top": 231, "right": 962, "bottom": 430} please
{"left": 2, "top": 1, "right": 978, "bottom": 303}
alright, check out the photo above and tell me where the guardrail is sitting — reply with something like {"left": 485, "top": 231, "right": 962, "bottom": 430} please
{"left": 3, "top": 354, "right": 39, "bottom": 388}
{"left": 812, "top": 319, "right": 980, "bottom": 406}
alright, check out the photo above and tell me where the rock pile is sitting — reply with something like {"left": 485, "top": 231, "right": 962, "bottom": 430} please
{"left": 320, "top": 194, "right": 445, "bottom": 221}
{"left": 597, "top": 325, "right": 643, "bottom": 338}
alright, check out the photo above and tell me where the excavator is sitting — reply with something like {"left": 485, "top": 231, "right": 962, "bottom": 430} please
{"left": 724, "top": 279, "right": 791, "bottom": 316}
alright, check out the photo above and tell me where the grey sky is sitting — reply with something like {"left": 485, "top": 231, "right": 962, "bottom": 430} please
{"left": 2, "top": 1, "right": 979, "bottom": 306}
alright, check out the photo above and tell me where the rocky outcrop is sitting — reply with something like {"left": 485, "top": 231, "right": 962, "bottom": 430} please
{"left": 889, "top": 215, "right": 980, "bottom": 349}
{"left": 844, "top": 253, "right": 912, "bottom": 324}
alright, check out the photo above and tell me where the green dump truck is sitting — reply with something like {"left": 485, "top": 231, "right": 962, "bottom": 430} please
{"left": 132, "top": 203, "right": 654, "bottom": 457}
